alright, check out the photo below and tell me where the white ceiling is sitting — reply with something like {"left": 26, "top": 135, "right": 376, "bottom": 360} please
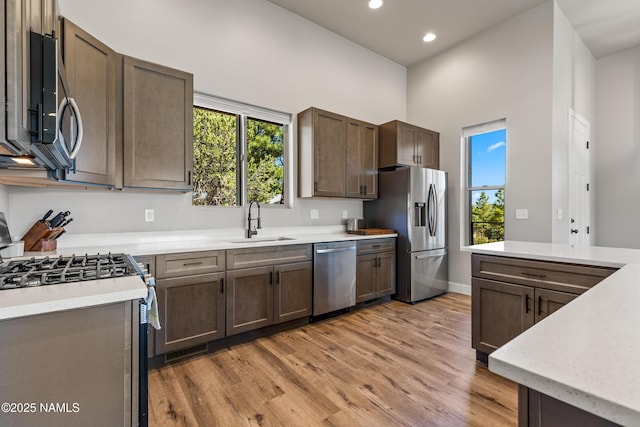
{"left": 267, "top": 0, "right": 640, "bottom": 66}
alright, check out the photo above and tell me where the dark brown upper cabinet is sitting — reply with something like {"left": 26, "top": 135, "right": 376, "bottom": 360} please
{"left": 59, "top": 18, "right": 117, "bottom": 186}
{"left": 298, "top": 107, "right": 378, "bottom": 199}
{"left": 379, "top": 120, "right": 439, "bottom": 170}
{"left": 346, "top": 118, "right": 378, "bottom": 199}
{"left": 121, "top": 56, "right": 193, "bottom": 190}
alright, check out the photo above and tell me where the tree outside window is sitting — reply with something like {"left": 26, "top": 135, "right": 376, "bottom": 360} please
{"left": 466, "top": 124, "right": 506, "bottom": 244}
{"left": 192, "top": 104, "right": 286, "bottom": 207}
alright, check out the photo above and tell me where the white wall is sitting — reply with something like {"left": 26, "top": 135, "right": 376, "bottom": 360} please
{"left": 407, "top": 2, "right": 555, "bottom": 290}
{"left": 7, "top": 0, "right": 407, "bottom": 237}
{"left": 550, "top": 3, "right": 596, "bottom": 244}
{"left": 595, "top": 45, "right": 640, "bottom": 248}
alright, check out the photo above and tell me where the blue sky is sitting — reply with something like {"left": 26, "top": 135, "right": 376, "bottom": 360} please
{"left": 470, "top": 129, "right": 506, "bottom": 204}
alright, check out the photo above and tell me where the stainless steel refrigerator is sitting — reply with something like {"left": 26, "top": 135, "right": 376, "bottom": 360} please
{"left": 364, "top": 167, "right": 448, "bottom": 303}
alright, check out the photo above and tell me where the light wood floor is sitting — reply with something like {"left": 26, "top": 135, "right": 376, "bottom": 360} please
{"left": 148, "top": 293, "right": 517, "bottom": 426}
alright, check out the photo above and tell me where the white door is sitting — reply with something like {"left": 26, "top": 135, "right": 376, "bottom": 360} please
{"left": 568, "top": 110, "right": 590, "bottom": 246}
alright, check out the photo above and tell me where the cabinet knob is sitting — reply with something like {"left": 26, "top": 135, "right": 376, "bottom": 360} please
{"left": 571, "top": 229, "right": 579, "bottom": 234}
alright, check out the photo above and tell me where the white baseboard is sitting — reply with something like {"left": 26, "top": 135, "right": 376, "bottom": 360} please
{"left": 448, "top": 281, "right": 471, "bottom": 296}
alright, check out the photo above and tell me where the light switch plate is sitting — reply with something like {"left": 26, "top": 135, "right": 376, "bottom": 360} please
{"left": 310, "top": 209, "right": 319, "bottom": 219}
{"left": 515, "top": 209, "right": 528, "bottom": 220}
{"left": 342, "top": 210, "right": 348, "bottom": 219}
{"left": 145, "top": 209, "right": 155, "bottom": 222}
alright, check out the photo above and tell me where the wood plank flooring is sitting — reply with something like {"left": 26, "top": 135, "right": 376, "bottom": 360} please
{"left": 148, "top": 293, "right": 517, "bottom": 426}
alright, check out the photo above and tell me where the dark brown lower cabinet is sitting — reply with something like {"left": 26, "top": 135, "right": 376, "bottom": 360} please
{"left": 471, "top": 254, "right": 616, "bottom": 360}
{"left": 534, "top": 288, "right": 578, "bottom": 323}
{"left": 226, "top": 262, "right": 312, "bottom": 336}
{"left": 519, "top": 385, "right": 618, "bottom": 427}
{"left": 472, "top": 279, "right": 581, "bottom": 355}
{"left": 356, "top": 254, "right": 377, "bottom": 302}
{"left": 155, "top": 272, "right": 225, "bottom": 354}
{"left": 225, "top": 266, "right": 274, "bottom": 336}
{"left": 472, "top": 278, "right": 535, "bottom": 355}
{"left": 356, "top": 251, "right": 396, "bottom": 303}
{"left": 275, "top": 262, "right": 313, "bottom": 324}
{"left": 356, "top": 238, "right": 396, "bottom": 303}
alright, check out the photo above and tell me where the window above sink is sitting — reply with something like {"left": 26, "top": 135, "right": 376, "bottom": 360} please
{"left": 192, "top": 92, "right": 292, "bottom": 209}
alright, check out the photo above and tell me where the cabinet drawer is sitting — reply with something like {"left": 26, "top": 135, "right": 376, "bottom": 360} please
{"left": 226, "top": 244, "right": 313, "bottom": 270}
{"left": 357, "top": 238, "right": 396, "bottom": 254}
{"left": 155, "top": 251, "right": 225, "bottom": 278}
{"left": 471, "top": 254, "right": 616, "bottom": 294}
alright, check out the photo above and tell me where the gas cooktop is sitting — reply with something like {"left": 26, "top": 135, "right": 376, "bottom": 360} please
{"left": 0, "top": 253, "right": 139, "bottom": 289}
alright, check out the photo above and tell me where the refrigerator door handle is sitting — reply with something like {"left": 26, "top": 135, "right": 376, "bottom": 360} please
{"left": 414, "top": 248, "right": 447, "bottom": 259}
{"left": 427, "top": 183, "right": 437, "bottom": 236}
{"left": 414, "top": 202, "right": 426, "bottom": 227}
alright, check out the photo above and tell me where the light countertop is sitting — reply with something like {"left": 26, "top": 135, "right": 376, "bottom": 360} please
{"left": 0, "top": 275, "right": 147, "bottom": 321}
{"left": 463, "top": 241, "right": 640, "bottom": 426}
{"left": 44, "top": 225, "right": 397, "bottom": 257}
{"left": 2, "top": 226, "right": 397, "bottom": 321}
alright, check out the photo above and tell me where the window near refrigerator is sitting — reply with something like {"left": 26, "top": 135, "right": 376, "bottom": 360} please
{"left": 192, "top": 94, "right": 289, "bottom": 207}
{"left": 465, "top": 120, "right": 506, "bottom": 245}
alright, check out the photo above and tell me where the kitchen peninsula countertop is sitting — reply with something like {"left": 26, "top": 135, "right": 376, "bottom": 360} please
{"left": 462, "top": 241, "right": 640, "bottom": 426}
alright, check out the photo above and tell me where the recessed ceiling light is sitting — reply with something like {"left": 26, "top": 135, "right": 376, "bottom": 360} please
{"left": 423, "top": 32, "right": 437, "bottom": 43}
{"left": 368, "top": 0, "right": 383, "bottom": 9}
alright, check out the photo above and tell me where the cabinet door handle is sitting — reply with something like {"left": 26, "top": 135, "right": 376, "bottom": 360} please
{"left": 269, "top": 271, "right": 273, "bottom": 285}
{"left": 220, "top": 278, "right": 224, "bottom": 294}
{"left": 275, "top": 270, "right": 280, "bottom": 285}
{"left": 537, "top": 295, "right": 543, "bottom": 316}
{"left": 187, "top": 170, "right": 192, "bottom": 186}
{"left": 525, "top": 294, "right": 531, "bottom": 313}
{"left": 363, "top": 185, "right": 367, "bottom": 195}
{"left": 521, "top": 271, "right": 546, "bottom": 278}
{"left": 183, "top": 261, "right": 203, "bottom": 267}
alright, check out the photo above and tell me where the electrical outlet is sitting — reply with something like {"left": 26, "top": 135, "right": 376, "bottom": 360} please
{"left": 145, "top": 209, "right": 155, "bottom": 222}
{"left": 557, "top": 209, "right": 563, "bottom": 220}
{"left": 342, "top": 210, "right": 348, "bottom": 219}
{"left": 310, "top": 209, "right": 319, "bottom": 219}
{"left": 515, "top": 209, "right": 528, "bottom": 220}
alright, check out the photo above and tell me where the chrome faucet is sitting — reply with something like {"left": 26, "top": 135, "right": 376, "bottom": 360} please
{"left": 247, "top": 200, "right": 261, "bottom": 238}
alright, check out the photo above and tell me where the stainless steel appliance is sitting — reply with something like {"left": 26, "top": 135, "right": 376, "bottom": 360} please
{"left": 346, "top": 218, "right": 365, "bottom": 232}
{"left": 1, "top": 0, "right": 84, "bottom": 173}
{"left": 313, "top": 241, "right": 357, "bottom": 316}
{"left": 364, "top": 166, "right": 448, "bottom": 303}
{"left": 0, "top": 253, "right": 151, "bottom": 427}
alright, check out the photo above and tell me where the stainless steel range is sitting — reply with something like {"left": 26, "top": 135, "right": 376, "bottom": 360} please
{"left": 0, "top": 253, "right": 151, "bottom": 427}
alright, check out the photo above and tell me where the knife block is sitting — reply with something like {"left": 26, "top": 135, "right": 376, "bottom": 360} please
{"left": 21, "top": 221, "right": 61, "bottom": 251}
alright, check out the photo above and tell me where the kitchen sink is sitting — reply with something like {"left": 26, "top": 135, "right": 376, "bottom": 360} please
{"left": 228, "top": 237, "right": 296, "bottom": 244}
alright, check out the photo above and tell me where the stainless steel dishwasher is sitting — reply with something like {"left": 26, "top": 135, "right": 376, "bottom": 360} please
{"left": 313, "top": 241, "right": 357, "bottom": 316}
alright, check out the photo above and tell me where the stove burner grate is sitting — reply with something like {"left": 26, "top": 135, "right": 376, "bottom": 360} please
{"left": 0, "top": 253, "right": 138, "bottom": 289}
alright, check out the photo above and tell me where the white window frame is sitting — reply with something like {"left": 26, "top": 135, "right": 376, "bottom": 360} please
{"left": 462, "top": 118, "right": 507, "bottom": 245}
{"left": 193, "top": 92, "right": 293, "bottom": 208}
